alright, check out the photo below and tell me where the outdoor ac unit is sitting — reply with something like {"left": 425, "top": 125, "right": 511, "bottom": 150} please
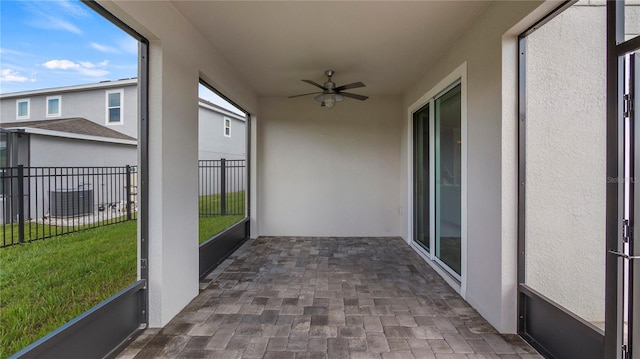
{"left": 50, "top": 188, "right": 94, "bottom": 217}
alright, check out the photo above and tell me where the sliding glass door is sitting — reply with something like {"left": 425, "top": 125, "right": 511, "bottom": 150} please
{"left": 413, "top": 104, "right": 430, "bottom": 252}
{"left": 413, "top": 82, "right": 463, "bottom": 279}
{"left": 435, "top": 84, "right": 462, "bottom": 276}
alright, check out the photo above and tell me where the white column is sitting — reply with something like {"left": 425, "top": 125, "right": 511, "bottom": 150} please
{"left": 146, "top": 43, "right": 200, "bottom": 327}
{"left": 250, "top": 114, "right": 259, "bottom": 238}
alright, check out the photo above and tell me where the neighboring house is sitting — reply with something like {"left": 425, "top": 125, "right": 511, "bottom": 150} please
{"left": 0, "top": 122, "right": 137, "bottom": 225}
{"left": 0, "top": 78, "right": 139, "bottom": 139}
{"left": 0, "top": 80, "right": 246, "bottom": 225}
{"left": 198, "top": 98, "right": 246, "bottom": 161}
{"left": 0, "top": 78, "right": 246, "bottom": 168}
{"left": 0, "top": 118, "right": 137, "bottom": 168}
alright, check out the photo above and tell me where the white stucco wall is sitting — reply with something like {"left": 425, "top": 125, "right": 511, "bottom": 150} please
{"left": 97, "top": 0, "right": 258, "bottom": 327}
{"left": 625, "top": 1, "right": 640, "bottom": 39}
{"left": 402, "top": 1, "right": 545, "bottom": 333}
{"left": 524, "top": 3, "right": 606, "bottom": 323}
{"left": 257, "top": 96, "right": 402, "bottom": 237}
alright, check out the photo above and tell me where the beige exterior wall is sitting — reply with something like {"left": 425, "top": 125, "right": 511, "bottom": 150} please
{"left": 402, "top": 1, "right": 546, "bottom": 333}
{"left": 257, "top": 96, "right": 402, "bottom": 237}
{"left": 524, "top": 3, "right": 607, "bottom": 323}
{"left": 97, "top": 0, "right": 258, "bottom": 328}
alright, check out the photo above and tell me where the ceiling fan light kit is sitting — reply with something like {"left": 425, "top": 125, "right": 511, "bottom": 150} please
{"left": 289, "top": 70, "right": 368, "bottom": 109}
{"left": 315, "top": 93, "right": 344, "bottom": 109}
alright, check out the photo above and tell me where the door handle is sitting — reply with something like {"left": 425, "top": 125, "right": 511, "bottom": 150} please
{"left": 609, "top": 250, "right": 640, "bottom": 260}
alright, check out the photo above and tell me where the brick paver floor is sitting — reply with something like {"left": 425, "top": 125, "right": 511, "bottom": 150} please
{"left": 117, "top": 237, "right": 543, "bottom": 359}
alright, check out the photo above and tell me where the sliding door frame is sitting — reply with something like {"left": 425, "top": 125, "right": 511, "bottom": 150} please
{"left": 408, "top": 63, "right": 467, "bottom": 295}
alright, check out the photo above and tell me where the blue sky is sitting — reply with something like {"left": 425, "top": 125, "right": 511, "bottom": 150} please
{"left": 0, "top": 0, "right": 138, "bottom": 94}
{"left": 0, "top": 0, "right": 245, "bottom": 115}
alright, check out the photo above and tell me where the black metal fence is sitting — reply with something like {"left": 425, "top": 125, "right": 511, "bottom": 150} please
{"left": 1, "top": 165, "right": 137, "bottom": 247}
{"left": 199, "top": 159, "right": 245, "bottom": 216}
{"left": 0, "top": 159, "right": 246, "bottom": 248}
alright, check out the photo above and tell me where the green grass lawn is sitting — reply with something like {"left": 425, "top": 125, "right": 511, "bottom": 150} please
{"left": 199, "top": 215, "right": 244, "bottom": 244}
{"left": 0, "top": 192, "right": 244, "bottom": 359}
{"left": 0, "top": 210, "right": 244, "bottom": 358}
{"left": 0, "top": 221, "right": 137, "bottom": 358}
{"left": 0, "top": 215, "right": 132, "bottom": 247}
{"left": 198, "top": 191, "right": 245, "bottom": 216}
{"left": 198, "top": 191, "right": 245, "bottom": 244}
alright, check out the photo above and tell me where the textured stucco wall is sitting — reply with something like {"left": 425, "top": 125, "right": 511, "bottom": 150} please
{"left": 524, "top": 3, "right": 606, "bottom": 322}
{"left": 402, "top": 1, "right": 545, "bottom": 333}
{"left": 624, "top": 0, "right": 640, "bottom": 39}
{"left": 97, "top": 0, "right": 258, "bottom": 327}
{"left": 258, "top": 96, "right": 402, "bottom": 237}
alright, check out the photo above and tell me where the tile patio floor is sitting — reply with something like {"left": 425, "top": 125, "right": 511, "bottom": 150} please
{"left": 117, "top": 237, "right": 542, "bottom": 359}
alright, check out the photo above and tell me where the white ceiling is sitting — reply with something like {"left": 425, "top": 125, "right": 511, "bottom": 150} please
{"left": 171, "top": 1, "right": 490, "bottom": 97}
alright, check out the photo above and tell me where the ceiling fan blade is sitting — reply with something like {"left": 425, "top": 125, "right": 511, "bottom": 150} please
{"left": 335, "top": 82, "right": 365, "bottom": 92}
{"left": 288, "top": 92, "right": 322, "bottom": 98}
{"left": 302, "top": 80, "right": 327, "bottom": 90}
{"left": 340, "top": 92, "right": 369, "bottom": 101}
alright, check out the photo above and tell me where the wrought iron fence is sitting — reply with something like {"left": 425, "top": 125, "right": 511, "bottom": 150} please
{"left": 1, "top": 165, "right": 137, "bottom": 247}
{"left": 0, "top": 159, "right": 246, "bottom": 248}
{"left": 199, "top": 159, "right": 246, "bottom": 216}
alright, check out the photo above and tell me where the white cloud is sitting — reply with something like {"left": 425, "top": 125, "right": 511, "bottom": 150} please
{"left": 90, "top": 42, "right": 119, "bottom": 54}
{"left": 0, "top": 48, "right": 27, "bottom": 56}
{"left": 1, "top": 69, "right": 31, "bottom": 82}
{"left": 55, "top": 0, "right": 90, "bottom": 18}
{"left": 48, "top": 17, "right": 82, "bottom": 34}
{"left": 44, "top": 59, "right": 80, "bottom": 70}
{"left": 26, "top": 14, "right": 82, "bottom": 34}
{"left": 23, "top": 1, "right": 83, "bottom": 34}
{"left": 42, "top": 59, "right": 110, "bottom": 78}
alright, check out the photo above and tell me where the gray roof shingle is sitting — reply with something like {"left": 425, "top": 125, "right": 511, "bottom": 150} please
{"left": 0, "top": 118, "right": 136, "bottom": 141}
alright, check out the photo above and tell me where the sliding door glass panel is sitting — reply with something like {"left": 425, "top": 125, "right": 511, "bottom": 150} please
{"left": 524, "top": 2, "right": 606, "bottom": 328}
{"left": 625, "top": 1, "right": 639, "bottom": 42}
{"left": 435, "top": 84, "right": 461, "bottom": 276}
{"left": 413, "top": 104, "right": 430, "bottom": 252}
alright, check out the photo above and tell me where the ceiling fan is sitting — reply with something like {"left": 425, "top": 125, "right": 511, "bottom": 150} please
{"left": 288, "top": 70, "right": 368, "bottom": 109}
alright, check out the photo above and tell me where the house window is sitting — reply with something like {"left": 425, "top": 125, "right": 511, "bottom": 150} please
{"left": 16, "top": 99, "right": 30, "bottom": 119}
{"left": 224, "top": 117, "right": 231, "bottom": 137}
{"left": 106, "top": 89, "right": 123, "bottom": 124}
{"left": 46, "top": 96, "right": 61, "bottom": 117}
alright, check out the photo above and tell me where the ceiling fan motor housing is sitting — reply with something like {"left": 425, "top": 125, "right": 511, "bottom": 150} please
{"left": 324, "top": 70, "right": 336, "bottom": 93}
